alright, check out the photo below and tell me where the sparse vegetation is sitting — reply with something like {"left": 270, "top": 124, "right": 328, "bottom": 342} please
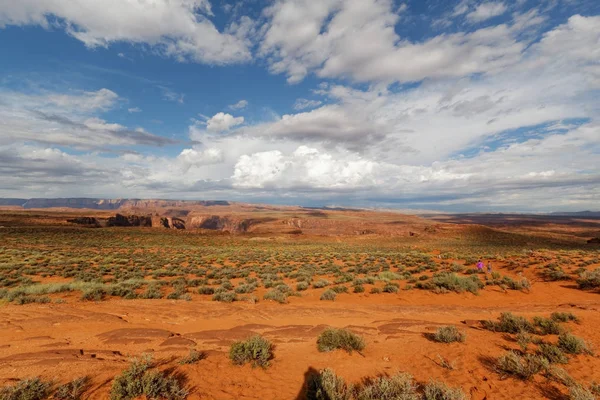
{"left": 317, "top": 328, "right": 365, "bottom": 354}
{"left": 423, "top": 380, "right": 468, "bottom": 400}
{"left": 229, "top": 335, "right": 273, "bottom": 368}
{"left": 54, "top": 377, "right": 89, "bottom": 400}
{"left": 495, "top": 351, "right": 548, "bottom": 380}
{"left": 558, "top": 333, "right": 592, "bottom": 355}
{"left": 320, "top": 289, "right": 337, "bottom": 301}
{"left": 109, "top": 355, "right": 187, "bottom": 400}
{"left": 179, "top": 349, "right": 206, "bottom": 365}
{"left": 0, "top": 377, "right": 52, "bottom": 400}
{"left": 429, "top": 326, "right": 466, "bottom": 343}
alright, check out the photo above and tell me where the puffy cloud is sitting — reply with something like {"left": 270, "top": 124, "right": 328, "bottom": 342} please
{"left": 128, "top": 107, "right": 142, "bottom": 113}
{"left": 228, "top": 99, "right": 248, "bottom": 110}
{"left": 466, "top": 2, "right": 507, "bottom": 23}
{"left": 206, "top": 112, "right": 244, "bottom": 132}
{"left": 260, "top": 0, "right": 525, "bottom": 84}
{"left": 177, "top": 147, "right": 224, "bottom": 171}
{"left": 0, "top": 0, "right": 251, "bottom": 64}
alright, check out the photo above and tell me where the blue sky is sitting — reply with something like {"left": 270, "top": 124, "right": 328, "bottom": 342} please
{"left": 0, "top": 0, "right": 599, "bottom": 211}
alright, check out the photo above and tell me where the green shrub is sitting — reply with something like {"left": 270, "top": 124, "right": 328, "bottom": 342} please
{"left": 495, "top": 351, "right": 548, "bottom": 380}
{"left": 110, "top": 355, "right": 152, "bottom": 399}
{"left": 430, "top": 326, "right": 466, "bottom": 343}
{"left": 55, "top": 377, "right": 89, "bottom": 400}
{"left": 558, "top": 333, "right": 592, "bottom": 355}
{"left": 533, "top": 317, "right": 564, "bottom": 335}
{"left": 263, "top": 289, "right": 288, "bottom": 304}
{"left": 0, "top": 377, "right": 52, "bottom": 400}
{"left": 212, "top": 291, "right": 237, "bottom": 303}
{"left": 353, "top": 284, "right": 365, "bottom": 293}
{"left": 313, "top": 279, "right": 331, "bottom": 289}
{"left": 306, "top": 368, "right": 353, "bottom": 400}
{"left": 229, "top": 335, "right": 273, "bottom": 368}
{"left": 516, "top": 332, "right": 532, "bottom": 352}
{"left": 577, "top": 269, "right": 600, "bottom": 289}
{"left": 357, "top": 373, "right": 419, "bottom": 400}
{"left": 430, "top": 273, "right": 483, "bottom": 294}
{"left": 296, "top": 282, "right": 309, "bottom": 291}
{"left": 423, "top": 380, "right": 468, "bottom": 400}
{"left": 198, "top": 286, "right": 215, "bottom": 295}
{"left": 369, "top": 287, "right": 381, "bottom": 294}
{"left": 382, "top": 283, "right": 399, "bottom": 293}
{"left": 320, "top": 289, "right": 337, "bottom": 301}
{"left": 483, "top": 313, "right": 535, "bottom": 334}
{"left": 141, "top": 370, "right": 188, "bottom": 400}
{"left": 537, "top": 344, "right": 568, "bottom": 364}
{"left": 235, "top": 284, "right": 256, "bottom": 294}
{"left": 569, "top": 385, "right": 596, "bottom": 400}
{"left": 317, "top": 328, "right": 365, "bottom": 354}
{"left": 179, "top": 349, "right": 206, "bottom": 365}
{"left": 551, "top": 312, "right": 579, "bottom": 323}
{"left": 81, "top": 287, "right": 106, "bottom": 301}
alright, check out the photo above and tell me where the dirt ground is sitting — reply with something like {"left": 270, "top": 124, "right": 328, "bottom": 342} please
{"left": 1, "top": 208, "right": 599, "bottom": 399}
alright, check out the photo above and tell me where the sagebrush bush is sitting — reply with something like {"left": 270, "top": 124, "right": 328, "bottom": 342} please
{"left": 483, "top": 313, "right": 535, "bottom": 334}
{"left": 197, "top": 286, "right": 215, "bottom": 295}
{"left": 229, "top": 335, "right": 273, "bottom": 368}
{"left": 423, "top": 380, "right": 468, "bottom": 400}
{"left": 558, "top": 333, "right": 592, "bottom": 355}
{"left": 0, "top": 377, "right": 52, "bottom": 400}
{"left": 263, "top": 289, "right": 288, "bottom": 304}
{"left": 516, "top": 332, "right": 532, "bottom": 352}
{"left": 320, "top": 289, "right": 337, "bottom": 301}
{"left": 55, "top": 377, "right": 89, "bottom": 400}
{"left": 317, "top": 328, "right": 365, "bottom": 354}
{"left": 569, "top": 385, "right": 596, "bottom": 400}
{"left": 212, "top": 291, "right": 237, "bottom": 303}
{"left": 533, "top": 317, "right": 564, "bottom": 335}
{"left": 551, "top": 312, "right": 579, "bottom": 323}
{"left": 577, "top": 269, "right": 600, "bottom": 289}
{"left": 357, "top": 373, "right": 419, "bottom": 400}
{"left": 537, "top": 343, "right": 568, "bottom": 364}
{"left": 495, "top": 351, "right": 548, "bottom": 380}
{"left": 430, "top": 273, "right": 483, "bottom": 294}
{"left": 179, "top": 349, "right": 206, "bottom": 365}
{"left": 306, "top": 368, "right": 353, "bottom": 400}
{"left": 430, "top": 326, "right": 466, "bottom": 343}
{"left": 109, "top": 354, "right": 188, "bottom": 400}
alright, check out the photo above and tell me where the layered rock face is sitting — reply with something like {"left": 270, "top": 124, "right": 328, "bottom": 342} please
{"left": 68, "top": 214, "right": 152, "bottom": 228}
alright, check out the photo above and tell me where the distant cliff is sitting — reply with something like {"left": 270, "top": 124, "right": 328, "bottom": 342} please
{"left": 0, "top": 199, "right": 27, "bottom": 206}
{"left": 0, "top": 198, "right": 230, "bottom": 209}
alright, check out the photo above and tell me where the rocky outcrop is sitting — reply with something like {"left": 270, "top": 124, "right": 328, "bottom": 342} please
{"left": 68, "top": 214, "right": 152, "bottom": 228}
{"left": 187, "top": 215, "right": 277, "bottom": 233}
{"left": 160, "top": 217, "right": 186, "bottom": 230}
{"left": 588, "top": 237, "right": 600, "bottom": 244}
{"left": 107, "top": 214, "right": 152, "bottom": 227}
{"left": 66, "top": 217, "right": 101, "bottom": 227}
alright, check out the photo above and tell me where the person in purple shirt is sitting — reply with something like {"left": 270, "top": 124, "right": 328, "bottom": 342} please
{"left": 477, "top": 259, "right": 484, "bottom": 271}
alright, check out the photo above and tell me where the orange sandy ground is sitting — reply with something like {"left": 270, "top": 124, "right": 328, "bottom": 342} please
{"left": 1, "top": 281, "right": 599, "bottom": 399}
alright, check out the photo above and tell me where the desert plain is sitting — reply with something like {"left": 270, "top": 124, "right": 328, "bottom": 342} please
{"left": 0, "top": 201, "right": 599, "bottom": 399}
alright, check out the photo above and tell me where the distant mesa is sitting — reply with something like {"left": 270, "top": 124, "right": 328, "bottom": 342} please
{"left": 588, "top": 237, "right": 600, "bottom": 244}
{"left": 0, "top": 198, "right": 230, "bottom": 209}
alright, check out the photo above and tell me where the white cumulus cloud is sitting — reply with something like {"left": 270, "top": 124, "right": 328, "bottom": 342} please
{"left": 206, "top": 112, "right": 245, "bottom": 132}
